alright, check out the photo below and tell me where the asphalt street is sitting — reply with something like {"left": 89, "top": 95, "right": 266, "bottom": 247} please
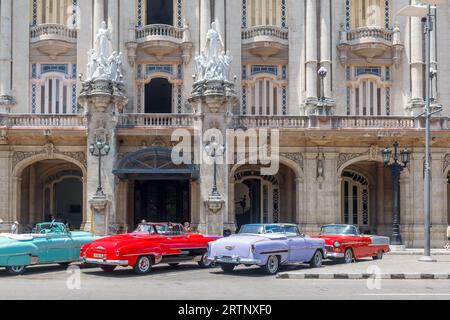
{"left": 0, "top": 259, "right": 449, "bottom": 300}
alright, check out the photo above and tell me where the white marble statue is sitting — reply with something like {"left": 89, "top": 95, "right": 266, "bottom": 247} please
{"left": 96, "top": 21, "right": 112, "bottom": 60}
{"left": 182, "top": 18, "right": 191, "bottom": 43}
{"left": 85, "top": 21, "right": 124, "bottom": 83}
{"left": 205, "top": 22, "right": 224, "bottom": 62}
{"left": 193, "top": 21, "right": 232, "bottom": 82}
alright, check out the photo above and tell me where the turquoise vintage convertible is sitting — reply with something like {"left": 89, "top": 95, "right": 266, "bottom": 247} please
{"left": 0, "top": 222, "right": 98, "bottom": 275}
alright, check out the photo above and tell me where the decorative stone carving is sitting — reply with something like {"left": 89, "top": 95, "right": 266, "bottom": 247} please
{"left": 12, "top": 148, "right": 87, "bottom": 170}
{"left": 443, "top": 154, "right": 450, "bottom": 173}
{"left": 337, "top": 153, "right": 365, "bottom": 171}
{"left": 280, "top": 152, "right": 304, "bottom": 170}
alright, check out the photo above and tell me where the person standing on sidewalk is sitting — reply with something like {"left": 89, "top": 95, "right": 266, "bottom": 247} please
{"left": 446, "top": 225, "right": 450, "bottom": 250}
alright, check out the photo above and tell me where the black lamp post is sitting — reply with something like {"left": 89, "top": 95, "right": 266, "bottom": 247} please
{"left": 382, "top": 142, "right": 410, "bottom": 246}
{"left": 89, "top": 140, "right": 111, "bottom": 197}
{"left": 204, "top": 137, "right": 225, "bottom": 198}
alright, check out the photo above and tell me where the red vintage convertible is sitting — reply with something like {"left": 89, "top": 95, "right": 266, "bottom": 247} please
{"left": 311, "top": 224, "right": 390, "bottom": 264}
{"left": 81, "top": 223, "right": 221, "bottom": 275}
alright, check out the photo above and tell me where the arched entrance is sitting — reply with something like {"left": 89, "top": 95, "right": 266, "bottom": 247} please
{"left": 114, "top": 147, "right": 199, "bottom": 229}
{"left": 231, "top": 162, "right": 298, "bottom": 230}
{"left": 234, "top": 170, "right": 280, "bottom": 227}
{"left": 339, "top": 160, "right": 393, "bottom": 235}
{"left": 145, "top": 78, "right": 173, "bottom": 113}
{"left": 13, "top": 158, "right": 86, "bottom": 231}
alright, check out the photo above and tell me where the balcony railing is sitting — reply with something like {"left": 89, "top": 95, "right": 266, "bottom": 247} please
{"left": 233, "top": 116, "right": 308, "bottom": 129}
{"left": 30, "top": 23, "right": 77, "bottom": 42}
{"left": 345, "top": 27, "right": 393, "bottom": 43}
{"left": 0, "top": 114, "right": 87, "bottom": 128}
{"left": 136, "top": 24, "right": 183, "bottom": 42}
{"left": 242, "top": 25, "right": 289, "bottom": 42}
{"left": 118, "top": 114, "right": 199, "bottom": 128}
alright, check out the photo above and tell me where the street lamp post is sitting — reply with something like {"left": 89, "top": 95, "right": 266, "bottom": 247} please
{"left": 89, "top": 140, "right": 111, "bottom": 197}
{"left": 398, "top": 0, "right": 444, "bottom": 262}
{"left": 204, "top": 137, "right": 225, "bottom": 198}
{"left": 383, "top": 142, "right": 410, "bottom": 246}
{"left": 318, "top": 66, "right": 328, "bottom": 103}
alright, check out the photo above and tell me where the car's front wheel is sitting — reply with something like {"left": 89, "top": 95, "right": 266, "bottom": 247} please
{"left": 58, "top": 262, "right": 71, "bottom": 268}
{"left": 133, "top": 256, "right": 153, "bottom": 275}
{"left": 5, "top": 265, "right": 26, "bottom": 276}
{"left": 262, "top": 255, "right": 280, "bottom": 275}
{"left": 198, "top": 253, "right": 213, "bottom": 268}
{"left": 220, "top": 264, "right": 236, "bottom": 273}
{"left": 309, "top": 250, "right": 323, "bottom": 268}
{"left": 344, "top": 248, "right": 354, "bottom": 264}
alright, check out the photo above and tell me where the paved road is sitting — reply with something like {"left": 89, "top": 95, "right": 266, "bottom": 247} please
{"left": 0, "top": 261, "right": 449, "bottom": 300}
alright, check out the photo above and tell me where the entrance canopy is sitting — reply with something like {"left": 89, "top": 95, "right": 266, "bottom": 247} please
{"left": 113, "top": 147, "right": 199, "bottom": 180}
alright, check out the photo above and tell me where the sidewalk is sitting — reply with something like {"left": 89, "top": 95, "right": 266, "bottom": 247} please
{"left": 277, "top": 254, "right": 450, "bottom": 280}
{"left": 387, "top": 249, "right": 450, "bottom": 255}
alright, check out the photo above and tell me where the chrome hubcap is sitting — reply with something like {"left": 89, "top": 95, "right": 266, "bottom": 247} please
{"left": 315, "top": 253, "right": 322, "bottom": 266}
{"left": 139, "top": 257, "right": 150, "bottom": 271}
{"left": 345, "top": 251, "right": 352, "bottom": 263}
{"left": 268, "top": 257, "right": 278, "bottom": 273}
{"left": 203, "top": 254, "right": 210, "bottom": 266}
{"left": 11, "top": 266, "right": 24, "bottom": 273}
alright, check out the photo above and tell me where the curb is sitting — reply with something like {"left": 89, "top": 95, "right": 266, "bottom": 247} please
{"left": 277, "top": 273, "right": 450, "bottom": 280}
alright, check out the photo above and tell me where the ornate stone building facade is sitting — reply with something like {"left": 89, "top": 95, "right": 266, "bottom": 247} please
{"left": 1, "top": 0, "right": 450, "bottom": 247}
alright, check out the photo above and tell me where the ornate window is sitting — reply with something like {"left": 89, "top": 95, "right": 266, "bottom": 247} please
{"left": 136, "top": 0, "right": 183, "bottom": 28}
{"left": 243, "top": 0, "right": 287, "bottom": 28}
{"left": 136, "top": 63, "right": 184, "bottom": 113}
{"left": 346, "top": 66, "right": 391, "bottom": 116}
{"left": 30, "top": 63, "right": 77, "bottom": 114}
{"left": 349, "top": 0, "right": 390, "bottom": 29}
{"left": 342, "top": 171, "right": 370, "bottom": 227}
{"left": 241, "top": 65, "right": 287, "bottom": 116}
{"left": 30, "top": 0, "right": 77, "bottom": 26}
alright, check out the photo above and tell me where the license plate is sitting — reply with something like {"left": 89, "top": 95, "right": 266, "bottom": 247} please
{"left": 93, "top": 253, "right": 107, "bottom": 259}
{"left": 220, "top": 256, "right": 233, "bottom": 261}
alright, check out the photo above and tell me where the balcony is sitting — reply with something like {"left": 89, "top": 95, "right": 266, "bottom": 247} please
{"left": 1, "top": 114, "right": 87, "bottom": 129}
{"left": 117, "top": 114, "right": 200, "bottom": 135}
{"left": 337, "top": 26, "right": 403, "bottom": 65}
{"left": 30, "top": 24, "right": 77, "bottom": 59}
{"left": 126, "top": 24, "right": 193, "bottom": 65}
{"left": 242, "top": 26, "right": 289, "bottom": 60}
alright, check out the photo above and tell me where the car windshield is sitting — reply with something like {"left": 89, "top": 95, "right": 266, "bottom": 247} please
{"left": 239, "top": 224, "right": 300, "bottom": 237}
{"left": 320, "top": 225, "right": 358, "bottom": 235}
{"left": 34, "top": 223, "right": 66, "bottom": 234}
{"left": 133, "top": 224, "right": 156, "bottom": 234}
{"left": 265, "top": 225, "right": 300, "bottom": 237}
{"left": 239, "top": 225, "right": 264, "bottom": 234}
{"left": 155, "top": 224, "right": 184, "bottom": 235}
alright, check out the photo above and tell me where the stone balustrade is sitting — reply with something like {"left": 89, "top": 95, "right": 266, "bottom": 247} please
{"left": 0, "top": 114, "right": 87, "bottom": 128}
{"left": 117, "top": 114, "right": 199, "bottom": 128}
{"left": 345, "top": 27, "right": 393, "bottom": 43}
{"left": 233, "top": 116, "right": 308, "bottom": 129}
{"left": 30, "top": 23, "right": 77, "bottom": 42}
{"left": 136, "top": 24, "right": 184, "bottom": 42}
{"left": 242, "top": 25, "right": 289, "bottom": 42}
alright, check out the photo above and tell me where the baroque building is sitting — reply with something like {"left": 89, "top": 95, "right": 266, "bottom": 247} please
{"left": 0, "top": 0, "right": 450, "bottom": 247}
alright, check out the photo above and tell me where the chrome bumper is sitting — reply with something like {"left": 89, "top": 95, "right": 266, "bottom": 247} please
{"left": 208, "top": 256, "right": 262, "bottom": 265}
{"left": 83, "top": 258, "right": 129, "bottom": 266}
{"left": 325, "top": 252, "right": 345, "bottom": 259}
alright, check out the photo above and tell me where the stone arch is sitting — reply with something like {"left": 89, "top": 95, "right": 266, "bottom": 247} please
{"left": 10, "top": 152, "right": 87, "bottom": 229}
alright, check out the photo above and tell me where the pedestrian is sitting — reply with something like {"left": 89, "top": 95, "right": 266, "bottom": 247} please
{"left": 183, "top": 222, "right": 192, "bottom": 233}
{"left": 446, "top": 225, "right": 450, "bottom": 250}
{"left": 11, "top": 221, "right": 19, "bottom": 234}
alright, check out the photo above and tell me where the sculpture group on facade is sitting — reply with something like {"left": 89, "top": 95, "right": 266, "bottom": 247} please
{"left": 194, "top": 22, "right": 232, "bottom": 82}
{"left": 86, "top": 21, "right": 124, "bottom": 83}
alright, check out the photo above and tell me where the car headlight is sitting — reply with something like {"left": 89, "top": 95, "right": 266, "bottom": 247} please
{"left": 334, "top": 241, "right": 341, "bottom": 247}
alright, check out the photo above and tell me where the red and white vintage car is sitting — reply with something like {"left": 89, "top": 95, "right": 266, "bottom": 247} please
{"left": 81, "top": 223, "right": 221, "bottom": 275}
{"left": 312, "top": 224, "right": 390, "bottom": 263}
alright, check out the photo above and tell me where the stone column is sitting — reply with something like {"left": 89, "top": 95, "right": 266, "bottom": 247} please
{"left": 93, "top": 0, "right": 105, "bottom": 39}
{"left": 304, "top": 0, "right": 318, "bottom": 112}
{"left": 289, "top": 0, "right": 305, "bottom": 115}
{"left": 408, "top": 0, "right": 424, "bottom": 115}
{"left": 295, "top": 178, "right": 304, "bottom": 226}
{"left": 28, "top": 165, "right": 36, "bottom": 225}
{"left": 0, "top": 0, "right": 14, "bottom": 109}
{"left": 320, "top": 0, "right": 332, "bottom": 100}
{"left": 376, "top": 163, "right": 385, "bottom": 229}
{"left": 108, "top": 0, "right": 119, "bottom": 51}
{"left": 200, "top": 0, "right": 212, "bottom": 51}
